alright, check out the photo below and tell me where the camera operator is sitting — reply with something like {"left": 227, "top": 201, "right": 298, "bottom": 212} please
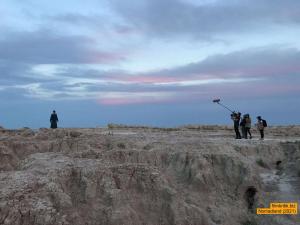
{"left": 231, "top": 112, "right": 241, "bottom": 139}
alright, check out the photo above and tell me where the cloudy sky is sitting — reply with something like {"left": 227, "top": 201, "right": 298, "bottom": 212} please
{"left": 1, "top": 0, "right": 300, "bottom": 128}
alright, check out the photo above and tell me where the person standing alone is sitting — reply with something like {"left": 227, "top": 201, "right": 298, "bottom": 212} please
{"left": 50, "top": 110, "right": 59, "bottom": 129}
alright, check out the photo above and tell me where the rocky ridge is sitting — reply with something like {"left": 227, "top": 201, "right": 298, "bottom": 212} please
{"left": 0, "top": 125, "right": 299, "bottom": 225}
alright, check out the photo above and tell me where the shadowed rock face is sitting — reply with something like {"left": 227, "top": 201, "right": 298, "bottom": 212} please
{"left": 0, "top": 126, "right": 299, "bottom": 225}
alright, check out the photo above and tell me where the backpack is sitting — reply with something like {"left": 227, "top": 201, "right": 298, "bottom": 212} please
{"left": 240, "top": 119, "right": 246, "bottom": 126}
{"left": 262, "top": 119, "right": 267, "bottom": 127}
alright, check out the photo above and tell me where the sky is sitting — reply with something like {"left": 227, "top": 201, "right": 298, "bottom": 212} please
{"left": 1, "top": 0, "right": 300, "bottom": 128}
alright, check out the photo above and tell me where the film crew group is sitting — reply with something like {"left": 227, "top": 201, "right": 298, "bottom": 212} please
{"left": 231, "top": 112, "right": 267, "bottom": 140}
{"left": 213, "top": 99, "right": 268, "bottom": 140}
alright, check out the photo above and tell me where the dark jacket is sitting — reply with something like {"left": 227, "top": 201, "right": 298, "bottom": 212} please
{"left": 50, "top": 113, "right": 58, "bottom": 122}
{"left": 232, "top": 114, "right": 241, "bottom": 127}
{"left": 240, "top": 118, "right": 246, "bottom": 127}
{"left": 50, "top": 113, "right": 59, "bottom": 128}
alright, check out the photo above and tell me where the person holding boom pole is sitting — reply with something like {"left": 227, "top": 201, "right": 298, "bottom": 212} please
{"left": 213, "top": 99, "right": 241, "bottom": 139}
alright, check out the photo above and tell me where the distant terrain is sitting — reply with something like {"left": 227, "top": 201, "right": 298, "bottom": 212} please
{"left": 0, "top": 125, "right": 299, "bottom": 225}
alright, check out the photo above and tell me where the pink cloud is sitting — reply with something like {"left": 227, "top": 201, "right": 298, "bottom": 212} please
{"left": 97, "top": 91, "right": 178, "bottom": 105}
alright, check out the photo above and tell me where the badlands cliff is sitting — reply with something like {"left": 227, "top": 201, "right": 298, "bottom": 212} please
{"left": 0, "top": 125, "right": 299, "bottom": 225}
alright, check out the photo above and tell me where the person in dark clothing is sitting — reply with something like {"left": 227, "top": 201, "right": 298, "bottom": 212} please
{"left": 50, "top": 110, "right": 59, "bottom": 129}
{"left": 256, "top": 116, "right": 264, "bottom": 140}
{"left": 231, "top": 112, "right": 241, "bottom": 139}
{"left": 245, "top": 114, "right": 252, "bottom": 139}
{"left": 240, "top": 115, "right": 247, "bottom": 139}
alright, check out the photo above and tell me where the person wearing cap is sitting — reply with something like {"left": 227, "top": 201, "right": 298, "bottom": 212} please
{"left": 256, "top": 116, "right": 264, "bottom": 140}
{"left": 50, "top": 110, "right": 59, "bottom": 129}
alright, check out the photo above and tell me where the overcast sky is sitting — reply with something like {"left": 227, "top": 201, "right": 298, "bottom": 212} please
{"left": 1, "top": 0, "right": 300, "bottom": 128}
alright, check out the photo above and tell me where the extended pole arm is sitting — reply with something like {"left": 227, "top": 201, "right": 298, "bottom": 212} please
{"left": 217, "top": 102, "right": 235, "bottom": 113}
{"left": 213, "top": 99, "right": 235, "bottom": 113}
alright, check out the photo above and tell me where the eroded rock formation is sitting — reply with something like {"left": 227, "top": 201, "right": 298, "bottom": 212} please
{"left": 0, "top": 126, "right": 299, "bottom": 225}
